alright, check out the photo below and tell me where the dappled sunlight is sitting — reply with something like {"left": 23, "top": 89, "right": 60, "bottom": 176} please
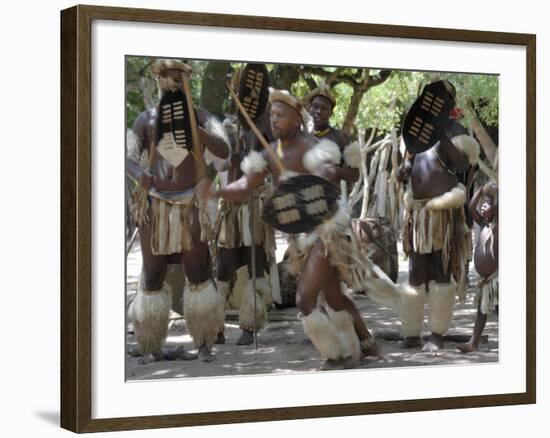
{"left": 126, "top": 231, "right": 498, "bottom": 381}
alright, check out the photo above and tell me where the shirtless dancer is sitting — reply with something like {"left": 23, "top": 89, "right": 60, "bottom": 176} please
{"left": 127, "top": 59, "right": 229, "bottom": 363}
{"left": 209, "top": 88, "right": 378, "bottom": 370}
{"left": 306, "top": 82, "right": 359, "bottom": 184}
{"left": 457, "top": 182, "right": 498, "bottom": 352}
{"left": 215, "top": 110, "right": 276, "bottom": 345}
{"left": 397, "top": 80, "right": 480, "bottom": 353}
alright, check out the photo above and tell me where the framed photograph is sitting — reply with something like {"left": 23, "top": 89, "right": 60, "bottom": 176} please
{"left": 60, "top": 4, "right": 536, "bottom": 433}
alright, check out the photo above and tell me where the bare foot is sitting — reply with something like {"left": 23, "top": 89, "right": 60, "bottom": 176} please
{"left": 198, "top": 344, "right": 215, "bottom": 362}
{"left": 343, "top": 355, "right": 360, "bottom": 369}
{"left": 215, "top": 331, "right": 226, "bottom": 344}
{"left": 137, "top": 351, "right": 162, "bottom": 365}
{"left": 361, "top": 339, "right": 382, "bottom": 358}
{"left": 163, "top": 345, "right": 198, "bottom": 361}
{"left": 236, "top": 330, "right": 254, "bottom": 345}
{"left": 398, "top": 336, "right": 422, "bottom": 349}
{"left": 320, "top": 357, "right": 347, "bottom": 371}
{"left": 127, "top": 345, "right": 141, "bottom": 357}
{"left": 320, "top": 355, "right": 358, "bottom": 371}
{"left": 457, "top": 342, "right": 478, "bottom": 353}
{"left": 422, "top": 333, "right": 444, "bottom": 353}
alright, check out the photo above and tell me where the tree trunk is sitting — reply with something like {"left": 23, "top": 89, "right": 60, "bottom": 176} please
{"left": 140, "top": 76, "right": 156, "bottom": 110}
{"left": 341, "top": 70, "right": 391, "bottom": 136}
{"left": 342, "top": 87, "right": 367, "bottom": 136}
{"left": 466, "top": 100, "right": 498, "bottom": 167}
{"left": 269, "top": 65, "right": 300, "bottom": 90}
{"left": 199, "top": 62, "right": 232, "bottom": 119}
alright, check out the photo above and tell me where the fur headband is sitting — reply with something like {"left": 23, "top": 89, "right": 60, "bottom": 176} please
{"left": 150, "top": 59, "right": 193, "bottom": 76}
{"left": 269, "top": 87, "right": 313, "bottom": 128}
{"left": 305, "top": 81, "right": 336, "bottom": 108}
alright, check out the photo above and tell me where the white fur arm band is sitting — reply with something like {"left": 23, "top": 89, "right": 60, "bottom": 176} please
{"left": 302, "top": 139, "right": 342, "bottom": 173}
{"left": 203, "top": 148, "right": 230, "bottom": 172}
{"left": 241, "top": 150, "right": 269, "bottom": 176}
{"left": 202, "top": 116, "right": 232, "bottom": 171}
{"left": 450, "top": 134, "right": 480, "bottom": 166}
{"left": 342, "top": 141, "right": 361, "bottom": 168}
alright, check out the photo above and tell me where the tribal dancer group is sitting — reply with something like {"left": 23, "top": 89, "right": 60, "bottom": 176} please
{"left": 127, "top": 60, "right": 498, "bottom": 370}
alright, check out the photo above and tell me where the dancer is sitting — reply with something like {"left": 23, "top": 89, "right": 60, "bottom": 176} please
{"left": 306, "top": 82, "right": 359, "bottom": 184}
{"left": 397, "top": 80, "right": 479, "bottom": 352}
{"left": 210, "top": 88, "right": 379, "bottom": 370}
{"left": 127, "top": 59, "right": 229, "bottom": 363}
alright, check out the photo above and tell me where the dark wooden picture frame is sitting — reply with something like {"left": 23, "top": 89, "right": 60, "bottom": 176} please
{"left": 60, "top": 4, "right": 536, "bottom": 433}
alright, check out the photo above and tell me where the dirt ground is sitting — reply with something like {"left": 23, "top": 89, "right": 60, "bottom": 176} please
{"left": 125, "top": 233, "right": 498, "bottom": 381}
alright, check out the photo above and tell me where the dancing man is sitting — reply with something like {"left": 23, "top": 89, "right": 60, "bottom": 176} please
{"left": 306, "top": 82, "right": 359, "bottom": 185}
{"left": 209, "top": 88, "right": 379, "bottom": 370}
{"left": 127, "top": 59, "right": 229, "bottom": 363}
{"left": 397, "top": 80, "right": 479, "bottom": 352}
{"left": 215, "top": 115, "right": 277, "bottom": 345}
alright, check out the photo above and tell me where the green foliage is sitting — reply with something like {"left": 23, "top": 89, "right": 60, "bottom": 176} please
{"left": 409, "top": 71, "right": 499, "bottom": 128}
{"left": 126, "top": 90, "right": 144, "bottom": 129}
{"left": 126, "top": 57, "right": 153, "bottom": 129}
{"left": 126, "top": 56, "right": 499, "bottom": 135}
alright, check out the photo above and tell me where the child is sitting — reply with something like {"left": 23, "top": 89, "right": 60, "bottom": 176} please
{"left": 457, "top": 181, "right": 498, "bottom": 353}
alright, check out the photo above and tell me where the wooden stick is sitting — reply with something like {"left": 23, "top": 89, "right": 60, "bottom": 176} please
{"left": 359, "top": 131, "right": 370, "bottom": 220}
{"left": 478, "top": 158, "right": 498, "bottom": 182}
{"left": 226, "top": 83, "right": 286, "bottom": 174}
{"left": 364, "top": 137, "right": 390, "bottom": 155}
{"left": 250, "top": 192, "right": 258, "bottom": 351}
{"left": 126, "top": 227, "right": 139, "bottom": 256}
{"left": 181, "top": 72, "right": 207, "bottom": 180}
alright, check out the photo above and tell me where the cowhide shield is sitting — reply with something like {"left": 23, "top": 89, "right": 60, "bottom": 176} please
{"left": 155, "top": 89, "right": 194, "bottom": 168}
{"left": 238, "top": 63, "right": 269, "bottom": 126}
{"left": 262, "top": 174, "right": 341, "bottom": 234}
{"left": 402, "top": 81, "right": 455, "bottom": 155}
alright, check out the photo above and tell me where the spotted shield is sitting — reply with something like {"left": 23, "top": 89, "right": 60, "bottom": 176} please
{"left": 402, "top": 80, "right": 455, "bottom": 155}
{"left": 262, "top": 174, "right": 341, "bottom": 234}
{"left": 237, "top": 63, "right": 270, "bottom": 126}
{"left": 154, "top": 89, "right": 194, "bottom": 168}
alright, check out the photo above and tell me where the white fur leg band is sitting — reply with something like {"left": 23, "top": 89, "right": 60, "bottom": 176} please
{"left": 302, "top": 139, "right": 341, "bottom": 173}
{"left": 324, "top": 305, "right": 361, "bottom": 361}
{"left": 399, "top": 283, "right": 426, "bottom": 338}
{"left": 131, "top": 281, "right": 172, "bottom": 356}
{"left": 216, "top": 280, "right": 231, "bottom": 309}
{"left": 215, "top": 280, "right": 232, "bottom": 310}
{"left": 241, "top": 150, "right": 268, "bottom": 176}
{"left": 256, "top": 275, "right": 273, "bottom": 310}
{"left": 427, "top": 281, "right": 456, "bottom": 335}
{"left": 239, "top": 279, "right": 267, "bottom": 332}
{"left": 302, "top": 308, "right": 359, "bottom": 362}
{"left": 184, "top": 280, "right": 226, "bottom": 348}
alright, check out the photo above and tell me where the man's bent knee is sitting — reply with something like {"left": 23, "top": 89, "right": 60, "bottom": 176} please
{"left": 295, "top": 290, "right": 317, "bottom": 315}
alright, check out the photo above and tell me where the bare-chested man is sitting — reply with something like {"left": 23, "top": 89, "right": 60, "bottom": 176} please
{"left": 215, "top": 110, "right": 276, "bottom": 345}
{"left": 209, "top": 88, "right": 378, "bottom": 370}
{"left": 127, "top": 59, "right": 230, "bottom": 363}
{"left": 457, "top": 182, "right": 498, "bottom": 352}
{"left": 397, "top": 81, "right": 480, "bottom": 353}
{"left": 306, "top": 82, "right": 359, "bottom": 184}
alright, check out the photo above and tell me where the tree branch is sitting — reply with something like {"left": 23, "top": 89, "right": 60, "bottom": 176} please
{"left": 300, "top": 66, "right": 360, "bottom": 87}
{"left": 369, "top": 69, "right": 392, "bottom": 87}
